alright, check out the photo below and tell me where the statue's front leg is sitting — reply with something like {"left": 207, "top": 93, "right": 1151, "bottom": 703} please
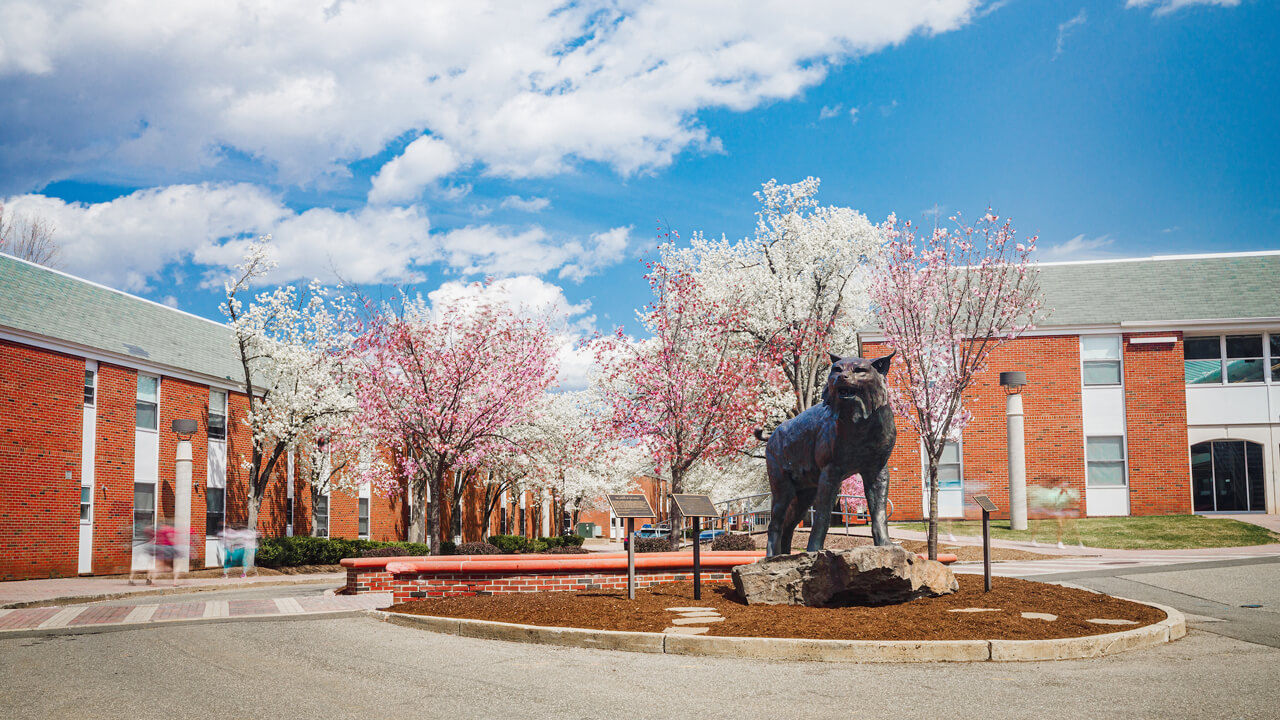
{"left": 863, "top": 465, "right": 893, "bottom": 547}
{"left": 805, "top": 469, "right": 838, "bottom": 552}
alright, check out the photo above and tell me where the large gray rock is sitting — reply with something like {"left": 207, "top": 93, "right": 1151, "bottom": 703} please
{"left": 731, "top": 546, "right": 958, "bottom": 606}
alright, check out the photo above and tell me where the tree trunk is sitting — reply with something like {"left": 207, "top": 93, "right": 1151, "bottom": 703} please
{"left": 407, "top": 474, "right": 426, "bottom": 544}
{"left": 428, "top": 464, "right": 446, "bottom": 551}
{"left": 927, "top": 457, "right": 940, "bottom": 561}
{"left": 311, "top": 485, "right": 324, "bottom": 538}
{"left": 669, "top": 465, "right": 684, "bottom": 549}
{"left": 245, "top": 494, "right": 260, "bottom": 572}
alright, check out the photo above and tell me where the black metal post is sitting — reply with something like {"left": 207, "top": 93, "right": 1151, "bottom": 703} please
{"left": 693, "top": 516, "right": 702, "bottom": 600}
{"left": 982, "top": 508, "right": 992, "bottom": 592}
{"left": 627, "top": 517, "right": 636, "bottom": 600}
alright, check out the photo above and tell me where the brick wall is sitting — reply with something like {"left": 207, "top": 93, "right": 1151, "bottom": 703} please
{"left": 0, "top": 340, "right": 83, "bottom": 580}
{"left": 389, "top": 570, "right": 734, "bottom": 603}
{"left": 1124, "top": 333, "right": 1191, "bottom": 515}
{"left": 91, "top": 363, "right": 136, "bottom": 574}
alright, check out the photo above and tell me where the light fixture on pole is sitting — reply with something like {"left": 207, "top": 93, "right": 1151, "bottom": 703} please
{"left": 171, "top": 418, "right": 197, "bottom": 575}
{"left": 999, "top": 372, "right": 1028, "bottom": 532}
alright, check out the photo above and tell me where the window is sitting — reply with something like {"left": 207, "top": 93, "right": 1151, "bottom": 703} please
{"left": 1082, "top": 336, "right": 1122, "bottom": 385}
{"left": 205, "top": 487, "right": 225, "bottom": 537}
{"left": 208, "top": 389, "right": 227, "bottom": 441}
{"left": 136, "top": 375, "right": 158, "bottom": 430}
{"left": 285, "top": 497, "right": 294, "bottom": 530}
{"left": 133, "top": 482, "right": 155, "bottom": 542}
{"left": 1185, "top": 335, "right": 1274, "bottom": 385}
{"left": 84, "top": 370, "right": 96, "bottom": 406}
{"left": 358, "top": 498, "right": 370, "bottom": 538}
{"left": 937, "top": 441, "right": 963, "bottom": 489}
{"left": 1191, "top": 440, "right": 1265, "bottom": 512}
{"left": 1086, "top": 437, "right": 1127, "bottom": 487}
{"left": 315, "top": 495, "right": 329, "bottom": 538}
{"left": 80, "top": 486, "right": 92, "bottom": 522}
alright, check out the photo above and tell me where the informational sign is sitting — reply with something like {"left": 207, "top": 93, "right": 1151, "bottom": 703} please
{"left": 670, "top": 493, "right": 718, "bottom": 518}
{"left": 972, "top": 495, "right": 998, "bottom": 513}
{"left": 607, "top": 494, "right": 656, "bottom": 519}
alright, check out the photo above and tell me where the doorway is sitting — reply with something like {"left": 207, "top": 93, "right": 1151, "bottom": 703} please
{"left": 1190, "top": 440, "right": 1266, "bottom": 512}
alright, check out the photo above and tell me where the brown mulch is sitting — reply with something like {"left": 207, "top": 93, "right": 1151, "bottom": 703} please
{"left": 383, "top": 575, "right": 1165, "bottom": 642}
{"left": 755, "top": 532, "right": 1083, "bottom": 562}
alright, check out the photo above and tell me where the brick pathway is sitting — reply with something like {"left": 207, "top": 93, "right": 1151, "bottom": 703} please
{"left": 953, "top": 549, "right": 1280, "bottom": 578}
{"left": 0, "top": 593, "right": 390, "bottom": 635}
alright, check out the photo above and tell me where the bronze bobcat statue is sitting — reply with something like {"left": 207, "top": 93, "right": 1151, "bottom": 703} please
{"left": 762, "top": 352, "right": 896, "bottom": 557}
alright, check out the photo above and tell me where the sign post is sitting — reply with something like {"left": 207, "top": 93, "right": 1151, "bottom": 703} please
{"left": 606, "top": 494, "right": 657, "bottom": 601}
{"left": 670, "top": 494, "right": 718, "bottom": 601}
{"left": 972, "top": 495, "right": 998, "bottom": 592}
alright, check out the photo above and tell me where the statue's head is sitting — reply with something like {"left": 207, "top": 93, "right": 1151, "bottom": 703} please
{"left": 822, "top": 352, "right": 893, "bottom": 421}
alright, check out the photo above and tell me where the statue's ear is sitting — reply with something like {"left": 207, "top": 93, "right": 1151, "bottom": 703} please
{"left": 828, "top": 352, "right": 842, "bottom": 365}
{"left": 871, "top": 352, "right": 895, "bottom": 376}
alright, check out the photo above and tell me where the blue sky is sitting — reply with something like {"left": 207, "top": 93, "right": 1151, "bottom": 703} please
{"left": 1, "top": 0, "right": 1275, "bottom": 384}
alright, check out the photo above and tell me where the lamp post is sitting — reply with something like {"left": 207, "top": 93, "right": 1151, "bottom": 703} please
{"left": 171, "top": 419, "right": 198, "bottom": 574}
{"left": 999, "top": 372, "right": 1028, "bottom": 531}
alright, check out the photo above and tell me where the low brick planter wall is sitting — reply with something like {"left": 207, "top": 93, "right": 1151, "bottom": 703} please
{"left": 341, "top": 551, "right": 765, "bottom": 602}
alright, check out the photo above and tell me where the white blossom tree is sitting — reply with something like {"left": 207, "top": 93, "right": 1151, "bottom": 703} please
{"left": 223, "top": 236, "right": 358, "bottom": 565}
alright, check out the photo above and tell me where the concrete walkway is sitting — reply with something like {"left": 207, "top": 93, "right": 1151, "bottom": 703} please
{"left": 0, "top": 571, "right": 344, "bottom": 609}
{"left": 0, "top": 591, "right": 391, "bottom": 637}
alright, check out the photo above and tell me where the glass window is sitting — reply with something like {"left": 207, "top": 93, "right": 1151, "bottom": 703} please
{"left": 208, "top": 390, "right": 227, "bottom": 441}
{"left": 80, "top": 486, "right": 92, "bottom": 522}
{"left": 84, "top": 370, "right": 96, "bottom": 406}
{"left": 358, "top": 498, "right": 370, "bottom": 538}
{"left": 937, "top": 441, "right": 962, "bottom": 489}
{"left": 136, "top": 375, "right": 158, "bottom": 430}
{"left": 315, "top": 495, "right": 329, "bottom": 538}
{"left": 1086, "top": 437, "right": 1127, "bottom": 487}
{"left": 1184, "top": 337, "right": 1222, "bottom": 384}
{"left": 285, "top": 497, "right": 294, "bottom": 529}
{"left": 1082, "top": 336, "right": 1122, "bottom": 385}
{"left": 1190, "top": 443, "right": 1214, "bottom": 512}
{"left": 206, "top": 487, "right": 225, "bottom": 537}
{"left": 133, "top": 482, "right": 155, "bottom": 542}
{"left": 1271, "top": 334, "right": 1280, "bottom": 382}
{"left": 1225, "top": 335, "right": 1264, "bottom": 383}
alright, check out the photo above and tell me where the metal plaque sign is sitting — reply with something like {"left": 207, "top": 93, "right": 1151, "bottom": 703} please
{"left": 607, "top": 494, "right": 656, "bottom": 518}
{"left": 670, "top": 494, "right": 718, "bottom": 518}
{"left": 972, "top": 495, "right": 998, "bottom": 513}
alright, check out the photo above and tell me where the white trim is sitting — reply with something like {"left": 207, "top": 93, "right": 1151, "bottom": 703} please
{"left": 1036, "top": 250, "right": 1280, "bottom": 267}
{"left": 0, "top": 327, "right": 244, "bottom": 392}
{"left": 1129, "top": 336, "right": 1178, "bottom": 345}
{"left": 862, "top": 319, "right": 1280, "bottom": 343}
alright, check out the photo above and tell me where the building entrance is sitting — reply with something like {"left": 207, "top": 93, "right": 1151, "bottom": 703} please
{"left": 1190, "top": 440, "right": 1266, "bottom": 512}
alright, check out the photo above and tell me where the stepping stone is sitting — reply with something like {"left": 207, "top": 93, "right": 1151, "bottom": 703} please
{"left": 671, "top": 616, "right": 723, "bottom": 625}
{"left": 1088, "top": 618, "right": 1138, "bottom": 626}
{"left": 664, "top": 626, "right": 709, "bottom": 635}
{"left": 1021, "top": 612, "right": 1057, "bottom": 621}
{"left": 676, "top": 612, "right": 721, "bottom": 618}
{"left": 666, "top": 607, "right": 715, "bottom": 612}
{"left": 947, "top": 608, "right": 1001, "bottom": 613}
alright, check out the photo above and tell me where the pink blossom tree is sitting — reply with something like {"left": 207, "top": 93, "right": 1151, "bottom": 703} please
{"left": 346, "top": 290, "right": 557, "bottom": 550}
{"left": 870, "top": 211, "right": 1046, "bottom": 560}
{"left": 593, "top": 261, "right": 780, "bottom": 538}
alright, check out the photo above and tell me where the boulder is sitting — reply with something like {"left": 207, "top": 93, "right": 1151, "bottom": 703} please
{"left": 731, "top": 546, "right": 958, "bottom": 606}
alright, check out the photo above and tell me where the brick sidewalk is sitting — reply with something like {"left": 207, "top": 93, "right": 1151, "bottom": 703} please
{"left": 0, "top": 593, "right": 391, "bottom": 635}
{"left": 0, "top": 572, "right": 344, "bottom": 608}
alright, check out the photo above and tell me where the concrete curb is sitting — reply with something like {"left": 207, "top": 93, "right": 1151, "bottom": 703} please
{"left": 367, "top": 599, "right": 1186, "bottom": 663}
{"left": 1, "top": 576, "right": 344, "bottom": 610}
{"left": 0, "top": 608, "right": 366, "bottom": 640}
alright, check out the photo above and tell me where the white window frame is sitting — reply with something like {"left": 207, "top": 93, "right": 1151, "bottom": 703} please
{"left": 84, "top": 368, "right": 96, "bottom": 407}
{"left": 135, "top": 374, "right": 159, "bottom": 432}
{"left": 208, "top": 389, "right": 228, "bottom": 441}
{"left": 1184, "top": 333, "right": 1276, "bottom": 386}
{"left": 1081, "top": 335, "right": 1123, "bottom": 386}
{"left": 80, "top": 484, "right": 92, "bottom": 524}
{"left": 358, "top": 497, "right": 370, "bottom": 539}
{"left": 315, "top": 493, "right": 330, "bottom": 538}
{"left": 206, "top": 485, "right": 226, "bottom": 537}
{"left": 1086, "top": 436, "right": 1129, "bottom": 488}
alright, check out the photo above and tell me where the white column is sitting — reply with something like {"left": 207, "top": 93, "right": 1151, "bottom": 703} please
{"left": 1007, "top": 392, "right": 1028, "bottom": 531}
{"left": 174, "top": 438, "right": 192, "bottom": 574}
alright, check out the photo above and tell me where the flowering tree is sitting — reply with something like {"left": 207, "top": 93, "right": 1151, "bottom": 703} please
{"left": 663, "top": 178, "right": 883, "bottom": 419}
{"left": 223, "top": 237, "right": 357, "bottom": 563}
{"left": 594, "top": 261, "right": 779, "bottom": 536}
{"left": 870, "top": 212, "right": 1046, "bottom": 559}
{"left": 347, "top": 290, "right": 556, "bottom": 549}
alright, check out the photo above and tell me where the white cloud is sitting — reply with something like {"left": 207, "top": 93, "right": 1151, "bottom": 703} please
{"left": 1054, "top": 9, "right": 1086, "bottom": 59}
{"left": 819, "top": 104, "right": 843, "bottom": 120}
{"left": 1041, "top": 234, "right": 1116, "bottom": 262}
{"left": 1126, "top": 0, "right": 1240, "bottom": 16}
{"left": 848, "top": 106, "right": 860, "bottom": 124}
{"left": 368, "top": 135, "right": 464, "bottom": 204}
{"left": 161, "top": 295, "right": 179, "bottom": 308}
{"left": 500, "top": 195, "right": 551, "bottom": 213}
{"left": 0, "top": 1, "right": 986, "bottom": 192}
{"left": 437, "top": 224, "right": 632, "bottom": 282}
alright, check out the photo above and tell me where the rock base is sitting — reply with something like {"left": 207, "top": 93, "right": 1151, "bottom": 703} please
{"left": 731, "top": 546, "right": 958, "bottom": 606}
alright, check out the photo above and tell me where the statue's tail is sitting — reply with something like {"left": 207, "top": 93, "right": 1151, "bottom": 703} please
{"left": 753, "top": 428, "right": 770, "bottom": 442}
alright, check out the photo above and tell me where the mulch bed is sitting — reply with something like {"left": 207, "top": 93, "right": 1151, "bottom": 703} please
{"left": 759, "top": 532, "right": 1081, "bottom": 562}
{"left": 383, "top": 575, "right": 1165, "bottom": 641}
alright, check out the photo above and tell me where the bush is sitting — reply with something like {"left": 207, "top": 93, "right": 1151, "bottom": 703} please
{"left": 710, "top": 533, "right": 757, "bottom": 552}
{"left": 255, "top": 537, "right": 435, "bottom": 567}
{"left": 360, "top": 545, "right": 408, "bottom": 558}
{"left": 455, "top": 542, "right": 502, "bottom": 555}
{"left": 544, "top": 545, "right": 589, "bottom": 554}
{"left": 632, "top": 536, "right": 677, "bottom": 553}
{"left": 486, "top": 535, "right": 530, "bottom": 553}
{"left": 560, "top": 534, "right": 585, "bottom": 547}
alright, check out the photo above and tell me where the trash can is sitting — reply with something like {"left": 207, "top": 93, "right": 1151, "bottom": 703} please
{"left": 576, "top": 522, "right": 595, "bottom": 538}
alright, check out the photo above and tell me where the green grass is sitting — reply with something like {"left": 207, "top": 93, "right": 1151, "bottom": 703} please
{"left": 890, "top": 515, "right": 1280, "bottom": 550}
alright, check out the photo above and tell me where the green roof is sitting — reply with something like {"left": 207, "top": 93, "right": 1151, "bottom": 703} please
{"left": 1036, "top": 253, "right": 1280, "bottom": 327}
{"left": 0, "top": 254, "right": 243, "bottom": 384}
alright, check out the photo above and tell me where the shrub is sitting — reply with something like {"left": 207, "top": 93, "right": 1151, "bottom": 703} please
{"left": 437, "top": 540, "right": 457, "bottom": 556}
{"left": 486, "top": 535, "right": 530, "bottom": 553}
{"left": 710, "top": 533, "right": 757, "bottom": 552}
{"left": 255, "top": 537, "right": 436, "bottom": 567}
{"left": 560, "top": 534, "right": 585, "bottom": 547}
{"left": 360, "top": 545, "right": 409, "bottom": 558}
{"left": 455, "top": 542, "right": 502, "bottom": 555}
{"left": 528, "top": 538, "right": 549, "bottom": 553}
{"left": 544, "top": 545, "right": 589, "bottom": 554}
{"left": 632, "top": 536, "right": 677, "bottom": 553}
